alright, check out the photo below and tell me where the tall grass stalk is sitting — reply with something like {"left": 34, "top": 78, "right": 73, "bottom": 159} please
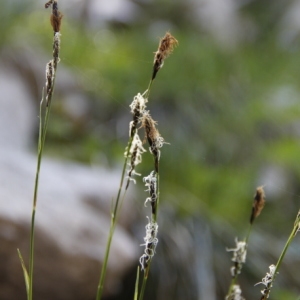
{"left": 96, "top": 139, "right": 135, "bottom": 299}
{"left": 137, "top": 33, "right": 178, "bottom": 300}
{"left": 96, "top": 32, "right": 177, "bottom": 300}
{"left": 18, "top": 2, "right": 62, "bottom": 300}
{"left": 96, "top": 89, "right": 152, "bottom": 299}
{"left": 226, "top": 186, "right": 265, "bottom": 299}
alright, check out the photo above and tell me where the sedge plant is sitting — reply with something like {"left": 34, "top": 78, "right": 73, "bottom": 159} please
{"left": 17, "top": 2, "right": 63, "bottom": 300}
{"left": 96, "top": 32, "right": 178, "bottom": 300}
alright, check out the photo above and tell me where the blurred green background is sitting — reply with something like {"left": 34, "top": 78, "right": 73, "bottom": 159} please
{"left": 2, "top": 0, "right": 300, "bottom": 299}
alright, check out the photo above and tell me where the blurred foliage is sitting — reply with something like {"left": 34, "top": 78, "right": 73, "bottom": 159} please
{"left": 2, "top": 0, "right": 300, "bottom": 298}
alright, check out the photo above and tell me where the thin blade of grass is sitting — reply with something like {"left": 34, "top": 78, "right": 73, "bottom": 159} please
{"left": 133, "top": 266, "right": 140, "bottom": 300}
{"left": 17, "top": 249, "right": 30, "bottom": 299}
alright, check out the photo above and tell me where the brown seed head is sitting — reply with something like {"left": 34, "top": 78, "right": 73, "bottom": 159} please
{"left": 152, "top": 32, "right": 178, "bottom": 80}
{"left": 141, "top": 112, "right": 166, "bottom": 172}
{"left": 141, "top": 112, "right": 160, "bottom": 149}
{"left": 46, "top": 0, "right": 63, "bottom": 32}
{"left": 250, "top": 186, "right": 266, "bottom": 224}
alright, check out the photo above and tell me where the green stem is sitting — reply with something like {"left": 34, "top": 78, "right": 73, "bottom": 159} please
{"left": 144, "top": 79, "right": 154, "bottom": 100}
{"left": 28, "top": 28, "right": 59, "bottom": 297}
{"left": 261, "top": 211, "right": 300, "bottom": 300}
{"left": 96, "top": 134, "right": 135, "bottom": 300}
{"left": 138, "top": 261, "right": 152, "bottom": 300}
{"left": 28, "top": 89, "right": 54, "bottom": 300}
{"left": 274, "top": 218, "right": 299, "bottom": 275}
{"left": 133, "top": 266, "right": 140, "bottom": 300}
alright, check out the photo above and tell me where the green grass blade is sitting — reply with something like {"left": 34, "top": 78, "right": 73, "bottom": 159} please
{"left": 17, "top": 249, "right": 30, "bottom": 299}
{"left": 133, "top": 266, "right": 140, "bottom": 300}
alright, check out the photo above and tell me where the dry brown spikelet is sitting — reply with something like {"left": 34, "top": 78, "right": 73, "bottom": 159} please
{"left": 141, "top": 113, "right": 160, "bottom": 148}
{"left": 250, "top": 186, "right": 265, "bottom": 224}
{"left": 141, "top": 112, "right": 164, "bottom": 172}
{"left": 152, "top": 32, "right": 178, "bottom": 80}
{"left": 46, "top": 0, "right": 63, "bottom": 32}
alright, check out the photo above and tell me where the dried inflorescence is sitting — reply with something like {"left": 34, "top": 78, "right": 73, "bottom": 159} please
{"left": 255, "top": 264, "right": 277, "bottom": 299}
{"left": 125, "top": 133, "right": 146, "bottom": 187}
{"left": 226, "top": 238, "right": 247, "bottom": 277}
{"left": 143, "top": 171, "right": 158, "bottom": 214}
{"left": 225, "top": 284, "right": 245, "bottom": 300}
{"left": 129, "top": 93, "right": 147, "bottom": 137}
{"left": 139, "top": 217, "right": 158, "bottom": 271}
{"left": 152, "top": 32, "right": 178, "bottom": 80}
{"left": 45, "top": 61, "right": 54, "bottom": 105}
{"left": 46, "top": 0, "right": 63, "bottom": 33}
{"left": 44, "top": 32, "right": 61, "bottom": 106}
{"left": 141, "top": 111, "right": 166, "bottom": 172}
{"left": 53, "top": 32, "right": 61, "bottom": 66}
{"left": 250, "top": 186, "right": 266, "bottom": 224}
{"left": 44, "top": 1, "right": 62, "bottom": 107}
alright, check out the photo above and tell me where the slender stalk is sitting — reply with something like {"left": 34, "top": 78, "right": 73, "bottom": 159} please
{"left": 134, "top": 266, "right": 140, "bottom": 300}
{"left": 26, "top": 2, "right": 62, "bottom": 296}
{"left": 96, "top": 31, "right": 177, "bottom": 300}
{"left": 138, "top": 262, "right": 152, "bottom": 300}
{"left": 144, "top": 79, "right": 154, "bottom": 100}
{"left": 226, "top": 186, "right": 265, "bottom": 299}
{"left": 96, "top": 75, "right": 154, "bottom": 300}
{"left": 28, "top": 99, "right": 52, "bottom": 300}
{"left": 96, "top": 134, "right": 135, "bottom": 300}
{"left": 260, "top": 211, "right": 300, "bottom": 300}
{"left": 137, "top": 32, "right": 178, "bottom": 299}
{"left": 274, "top": 226, "right": 297, "bottom": 274}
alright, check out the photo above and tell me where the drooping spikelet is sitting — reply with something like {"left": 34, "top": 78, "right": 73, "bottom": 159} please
{"left": 152, "top": 32, "right": 178, "bottom": 80}
{"left": 250, "top": 186, "right": 266, "bottom": 224}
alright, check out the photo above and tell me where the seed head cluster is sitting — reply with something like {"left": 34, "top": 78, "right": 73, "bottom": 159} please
{"left": 126, "top": 92, "right": 166, "bottom": 186}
